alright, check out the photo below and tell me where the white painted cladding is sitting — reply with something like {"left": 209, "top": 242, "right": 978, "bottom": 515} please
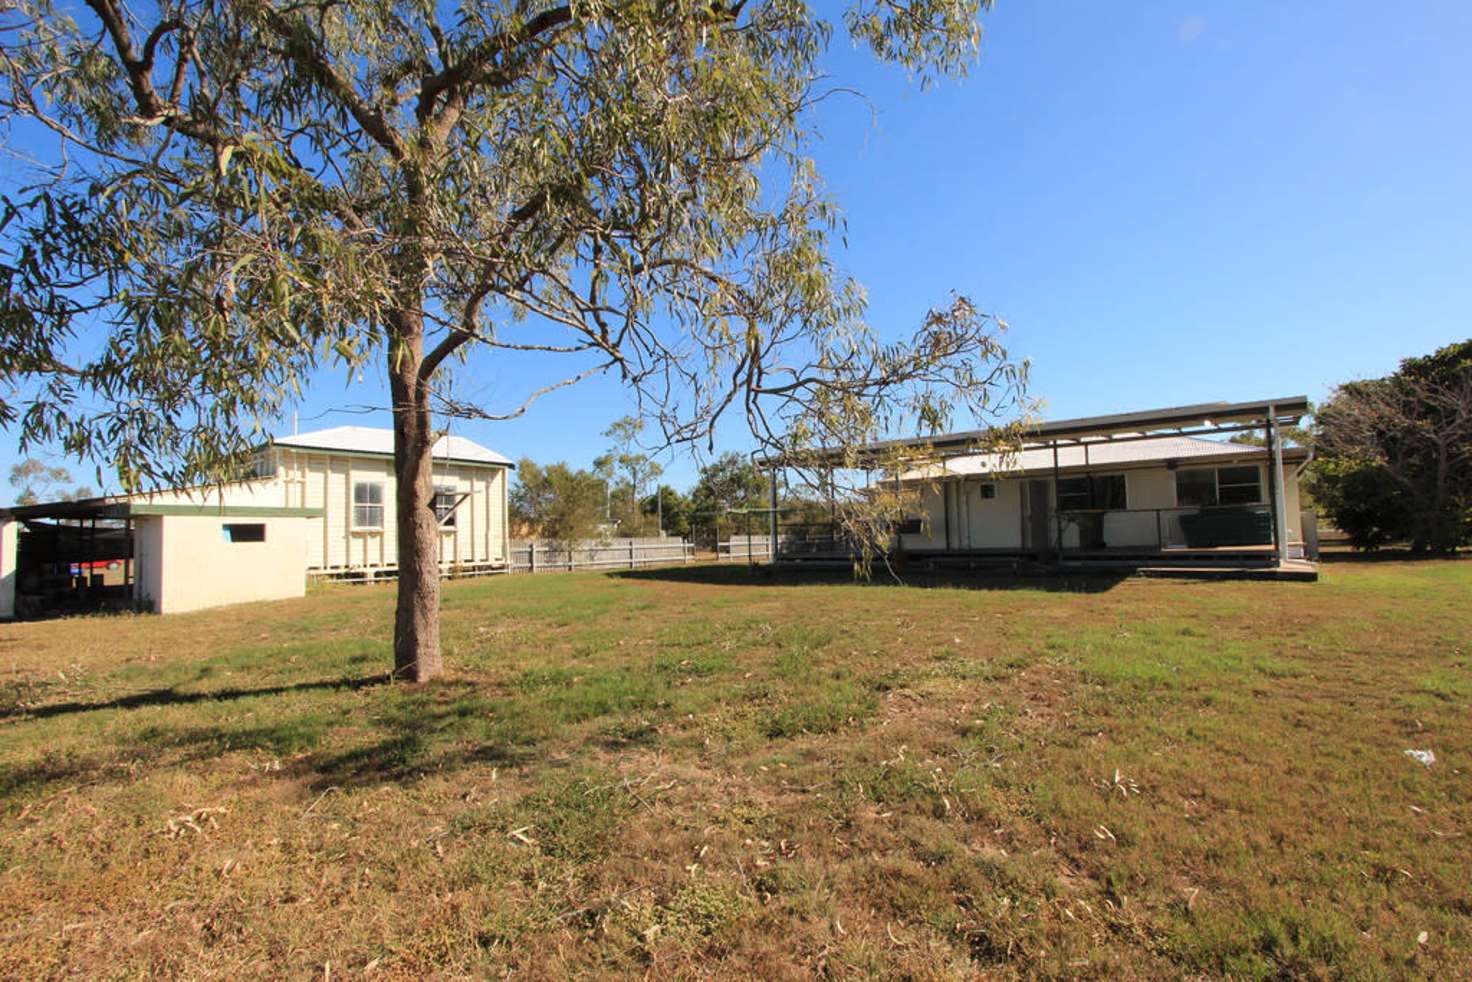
{"left": 274, "top": 449, "right": 509, "bottom": 571}
{"left": 899, "top": 460, "right": 1304, "bottom": 552}
{"left": 124, "top": 444, "right": 510, "bottom": 573}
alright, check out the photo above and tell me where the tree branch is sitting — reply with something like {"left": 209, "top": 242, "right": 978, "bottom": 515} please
{"left": 415, "top": 5, "right": 572, "bottom": 126}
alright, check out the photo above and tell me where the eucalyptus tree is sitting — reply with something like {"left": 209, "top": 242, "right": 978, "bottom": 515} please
{"left": 1, "top": 0, "right": 1028, "bottom": 681}
{"left": 8, "top": 458, "right": 94, "bottom": 505}
{"left": 593, "top": 415, "right": 661, "bottom": 533}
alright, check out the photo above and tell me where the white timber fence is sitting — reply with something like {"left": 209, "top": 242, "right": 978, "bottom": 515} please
{"left": 511, "top": 536, "right": 694, "bottom": 573}
{"left": 717, "top": 536, "right": 773, "bottom": 562}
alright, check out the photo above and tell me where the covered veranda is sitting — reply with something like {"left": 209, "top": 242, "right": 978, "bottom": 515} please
{"left": 759, "top": 396, "right": 1318, "bottom": 579}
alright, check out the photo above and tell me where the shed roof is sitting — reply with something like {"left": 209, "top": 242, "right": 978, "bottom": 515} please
{"left": 271, "top": 426, "right": 512, "bottom": 466}
{"left": 899, "top": 435, "right": 1309, "bottom": 481}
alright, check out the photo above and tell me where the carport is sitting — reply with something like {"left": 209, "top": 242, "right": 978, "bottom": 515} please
{"left": 0, "top": 498, "right": 137, "bottom": 619}
{"left": 1, "top": 497, "right": 319, "bottom": 619}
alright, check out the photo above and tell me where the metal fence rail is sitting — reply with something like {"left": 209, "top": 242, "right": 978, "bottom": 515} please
{"left": 509, "top": 537, "right": 694, "bottom": 573}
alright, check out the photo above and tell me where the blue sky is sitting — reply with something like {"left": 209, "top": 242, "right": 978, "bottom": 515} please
{"left": 5, "top": 1, "right": 1471, "bottom": 501}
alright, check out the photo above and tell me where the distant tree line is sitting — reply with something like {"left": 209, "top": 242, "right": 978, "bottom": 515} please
{"left": 510, "top": 446, "right": 775, "bottom": 547}
{"left": 510, "top": 416, "right": 780, "bottom": 546}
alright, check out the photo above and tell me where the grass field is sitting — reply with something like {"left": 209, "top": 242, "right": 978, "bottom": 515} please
{"left": 1, "top": 559, "right": 1469, "bottom": 978}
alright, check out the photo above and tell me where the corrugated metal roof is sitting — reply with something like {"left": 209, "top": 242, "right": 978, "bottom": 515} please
{"left": 272, "top": 426, "right": 512, "bottom": 466}
{"left": 900, "top": 435, "right": 1292, "bottom": 480}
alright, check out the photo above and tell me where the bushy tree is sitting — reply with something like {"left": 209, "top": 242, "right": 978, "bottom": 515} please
{"left": 642, "top": 484, "right": 692, "bottom": 538}
{"left": 1307, "top": 340, "right": 1472, "bottom": 552}
{"left": 2, "top": 0, "right": 1027, "bottom": 680}
{"left": 689, "top": 452, "right": 769, "bottom": 544}
{"left": 509, "top": 458, "right": 606, "bottom": 549}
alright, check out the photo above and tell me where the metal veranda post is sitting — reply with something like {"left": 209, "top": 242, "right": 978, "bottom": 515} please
{"left": 768, "top": 466, "right": 779, "bottom": 566}
{"left": 1269, "top": 407, "right": 1290, "bottom": 564}
{"left": 1052, "top": 443, "right": 1064, "bottom": 562}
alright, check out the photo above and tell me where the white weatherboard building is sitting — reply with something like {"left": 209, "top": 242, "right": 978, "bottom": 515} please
{"left": 0, "top": 426, "right": 512, "bottom": 618}
{"left": 892, "top": 434, "right": 1311, "bottom": 556}
{"left": 769, "top": 396, "right": 1319, "bottom": 576}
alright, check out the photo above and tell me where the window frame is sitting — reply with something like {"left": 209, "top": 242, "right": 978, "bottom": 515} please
{"left": 1175, "top": 464, "right": 1264, "bottom": 508}
{"left": 1055, "top": 473, "right": 1127, "bottom": 512}
{"left": 352, "top": 481, "right": 385, "bottom": 530}
{"left": 222, "top": 522, "right": 266, "bottom": 543}
{"left": 1216, "top": 465, "right": 1264, "bottom": 506}
{"left": 432, "top": 485, "right": 460, "bottom": 528}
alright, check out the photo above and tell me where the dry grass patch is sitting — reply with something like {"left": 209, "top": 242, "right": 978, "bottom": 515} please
{"left": 1, "top": 560, "right": 1469, "bottom": 977}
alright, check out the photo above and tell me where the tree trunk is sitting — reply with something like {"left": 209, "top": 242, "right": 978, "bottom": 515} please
{"left": 388, "top": 313, "right": 442, "bottom": 682}
{"left": 1431, "top": 439, "right": 1453, "bottom": 553}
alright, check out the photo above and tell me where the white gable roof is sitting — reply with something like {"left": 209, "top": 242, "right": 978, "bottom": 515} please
{"left": 271, "top": 425, "right": 512, "bottom": 466}
{"left": 901, "top": 435, "right": 1271, "bottom": 480}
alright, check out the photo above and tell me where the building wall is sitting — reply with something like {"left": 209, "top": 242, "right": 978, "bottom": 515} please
{"left": 132, "top": 514, "right": 308, "bottom": 614}
{"left": 0, "top": 521, "right": 17, "bottom": 619}
{"left": 963, "top": 479, "right": 1024, "bottom": 549}
{"left": 127, "top": 448, "right": 510, "bottom": 572}
{"left": 133, "top": 516, "right": 163, "bottom": 610}
{"left": 898, "top": 478, "right": 1026, "bottom": 551}
{"left": 897, "top": 459, "right": 1306, "bottom": 553}
{"left": 276, "top": 450, "right": 509, "bottom": 571}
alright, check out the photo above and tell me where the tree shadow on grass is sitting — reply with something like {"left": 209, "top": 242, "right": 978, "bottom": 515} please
{"left": 1, "top": 675, "right": 546, "bottom": 802}
{"left": 0, "top": 673, "right": 393, "bottom": 723}
{"left": 612, "top": 562, "right": 1130, "bottom": 594}
{"left": 300, "top": 678, "right": 542, "bottom": 789}
{"left": 1318, "top": 548, "right": 1465, "bottom": 563}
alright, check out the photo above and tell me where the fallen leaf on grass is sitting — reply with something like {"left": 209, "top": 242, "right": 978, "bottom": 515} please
{"left": 161, "top": 806, "right": 228, "bottom": 838}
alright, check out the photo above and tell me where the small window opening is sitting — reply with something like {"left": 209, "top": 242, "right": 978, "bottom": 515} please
{"left": 222, "top": 523, "right": 267, "bottom": 543}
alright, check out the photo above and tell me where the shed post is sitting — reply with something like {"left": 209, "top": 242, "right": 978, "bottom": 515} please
{"left": 768, "top": 466, "right": 779, "bottom": 565}
{"left": 1268, "top": 406, "right": 1290, "bottom": 564}
{"left": 123, "top": 517, "right": 133, "bottom": 600}
{"left": 1052, "top": 442, "right": 1064, "bottom": 561}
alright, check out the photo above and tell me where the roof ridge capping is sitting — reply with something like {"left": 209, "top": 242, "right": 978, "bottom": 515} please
{"left": 270, "top": 424, "right": 513, "bottom": 466}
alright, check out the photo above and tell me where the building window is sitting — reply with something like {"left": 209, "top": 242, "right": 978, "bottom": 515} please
{"left": 1176, "top": 465, "right": 1263, "bottom": 507}
{"left": 222, "top": 523, "right": 266, "bottom": 543}
{"left": 978, "top": 482, "right": 997, "bottom": 500}
{"left": 353, "top": 481, "right": 385, "bottom": 529}
{"left": 1056, "top": 474, "right": 1127, "bottom": 511}
{"left": 433, "top": 486, "right": 459, "bottom": 527}
{"left": 236, "top": 453, "right": 274, "bottom": 481}
{"left": 895, "top": 517, "right": 924, "bottom": 535}
{"left": 1175, "top": 468, "right": 1217, "bottom": 507}
{"left": 1217, "top": 465, "right": 1263, "bottom": 505}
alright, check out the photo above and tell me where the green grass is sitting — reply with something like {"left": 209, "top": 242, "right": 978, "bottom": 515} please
{"left": 1, "top": 558, "right": 1469, "bottom": 977}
